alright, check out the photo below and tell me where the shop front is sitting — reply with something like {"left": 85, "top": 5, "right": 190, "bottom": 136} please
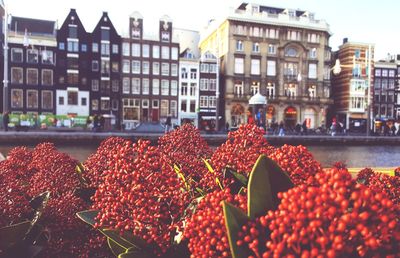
{"left": 284, "top": 106, "right": 297, "bottom": 129}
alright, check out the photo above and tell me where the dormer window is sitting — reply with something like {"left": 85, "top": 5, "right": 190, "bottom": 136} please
{"left": 132, "top": 28, "right": 140, "bottom": 39}
{"left": 161, "top": 31, "right": 170, "bottom": 42}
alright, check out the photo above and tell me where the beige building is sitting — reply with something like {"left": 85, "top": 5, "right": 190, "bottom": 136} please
{"left": 199, "top": 3, "right": 333, "bottom": 130}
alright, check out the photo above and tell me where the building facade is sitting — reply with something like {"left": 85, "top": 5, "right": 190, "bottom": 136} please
{"left": 331, "top": 39, "right": 374, "bottom": 132}
{"left": 121, "top": 12, "right": 179, "bottom": 130}
{"left": 199, "top": 3, "right": 333, "bottom": 130}
{"left": 7, "top": 16, "right": 57, "bottom": 117}
{"left": 56, "top": 9, "right": 90, "bottom": 117}
{"left": 89, "top": 12, "right": 121, "bottom": 127}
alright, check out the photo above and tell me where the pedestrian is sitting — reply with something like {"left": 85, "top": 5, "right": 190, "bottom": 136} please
{"left": 302, "top": 120, "right": 308, "bottom": 135}
{"left": 2, "top": 111, "right": 9, "bottom": 132}
{"left": 391, "top": 124, "right": 396, "bottom": 136}
{"left": 165, "top": 114, "right": 172, "bottom": 133}
{"left": 330, "top": 121, "right": 337, "bottom": 136}
{"left": 99, "top": 115, "right": 105, "bottom": 131}
{"left": 295, "top": 123, "right": 301, "bottom": 135}
{"left": 225, "top": 122, "right": 230, "bottom": 132}
{"left": 93, "top": 114, "right": 99, "bottom": 132}
{"left": 278, "top": 121, "right": 285, "bottom": 136}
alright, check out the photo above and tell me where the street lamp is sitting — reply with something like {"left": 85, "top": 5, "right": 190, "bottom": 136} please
{"left": 332, "top": 45, "right": 373, "bottom": 136}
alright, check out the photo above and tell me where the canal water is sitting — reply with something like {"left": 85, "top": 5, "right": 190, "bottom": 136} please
{"left": 1, "top": 143, "right": 399, "bottom": 168}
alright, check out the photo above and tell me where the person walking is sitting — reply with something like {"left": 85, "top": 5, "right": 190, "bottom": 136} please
{"left": 165, "top": 114, "right": 172, "bottom": 133}
{"left": 2, "top": 111, "right": 9, "bottom": 132}
{"left": 302, "top": 120, "right": 308, "bottom": 135}
{"left": 330, "top": 121, "right": 337, "bottom": 136}
{"left": 278, "top": 121, "right": 285, "bottom": 136}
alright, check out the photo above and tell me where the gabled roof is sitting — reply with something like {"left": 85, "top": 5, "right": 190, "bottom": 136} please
{"left": 11, "top": 16, "right": 56, "bottom": 36}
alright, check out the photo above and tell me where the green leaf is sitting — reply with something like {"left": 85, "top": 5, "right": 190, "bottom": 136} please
{"left": 76, "top": 210, "right": 99, "bottom": 227}
{"left": 108, "top": 237, "right": 128, "bottom": 256}
{"left": 202, "top": 158, "right": 223, "bottom": 190}
{"left": 29, "top": 191, "right": 51, "bottom": 226}
{"left": 118, "top": 247, "right": 154, "bottom": 258}
{"left": 0, "top": 221, "right": 31, "bottom": 250}
{"left": 102, "top": 229, "right": 145, "bottom": 250}
{"left": 223, "top": 201, "right": 250, "bottom": 258}
{"left": 226, "top": 168, "right": 248, "bottom": 186}
{"left": 73, "top": 187, "right": 96, "bottom": 203}
{"left": 247, "top": 155, "right": 294, "bottom": 219}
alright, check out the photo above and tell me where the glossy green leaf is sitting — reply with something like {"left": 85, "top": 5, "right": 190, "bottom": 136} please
{"left": 118, "top": 247, "right": 154, "bottom": 258}
{"left": 29, "top": 191, "right": 51, "bottom": 226}
{"left": 247, "top": 155, "right": 294, "bottom": 219}
{"left": 108, "top": 237, "right": 128, "bottom": 256}
{"left": 226, "top": 168, "right": 248, "bottom": 186}
{"left": 76, "top": 210, "right": 99, "bottom": 227}
{"left": 223, "top": 201, "right": 250, "bottom": 258}
{"left": 102, "top": 229, "right": 145, "bottom": 250}
{"left": 0, "top": 221, "right": 31, "bottom": 250}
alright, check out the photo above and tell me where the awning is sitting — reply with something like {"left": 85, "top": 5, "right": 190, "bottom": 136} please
{"left": 249, "top": 93, "right": 267, "bottom": 105}
{"left": 201, "top": 116, "right": 222, "bottom": 120}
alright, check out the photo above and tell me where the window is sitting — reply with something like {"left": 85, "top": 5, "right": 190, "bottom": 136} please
{"left": 11, "top": 67, "right": 23, "bottom": 84}
{"left": 170, "top": 100, "right": 177, "bottom": 117}
{"left": 101, "top": 99, "right": 110, "bottom": 110}
{"left": 252, "top": 27, "right": 260, "bottom": 37}
{"left": 235, "top": 25, "right": 246, "bottom": 35}
{"left": 80, "top": 44, "right": 87, "bottom": 52}
{"left": 309, "top": 48, "right": 317, "bottom": 59}
{"left": 112, "top": 99, "right": 119, "bottom": 110}
{"left": 190, "top": 69, "right": 197, "bottom": 79}
{"left": 308, "top": 85, "right": 317, "bottom": 98}
{"left": 200, "top": 79, "right": 209, "bottom": 90}
{"left": 161, "top": 31, "right": 170, "bottom": 42}
{"left": 26, "top": 90, "right": 38, "bottom": 108}
{"left": 190, "top": 100, "right": 196, "bottom": 112}
{"left": 122, "top": 60, "right": 130, "bottom": 73}
{"left": 152, "top": 100, "right": 159, "bottom": 109}
{"left": 161, "top": 80, "right": 169, "bottom": 95}
{"left": 101, "top": 43, "right": 110, "bottom": 56}
{"left": 142, "top": 61, "right": 150, "bottom": 74}
{"left": 112, "top": 62, "right": 119, "bottom": 73}
{"left": 208, "top": 96, "right": 216, "bottom": 108}
{"left": 200, "top": 96, "right": 208, "bottom": 107}
{"left": 101, "top": 28, "right": 110, "bottom": 40}
{"left": 388, "top": 91, "right": 394, "bottom": 103}
{"left": 132, "top": 61, "right": 141, "bottom": 74}
{"left": 268, "top": 44, "right": 276, "bottom": 55}
{"left": 153, "top": 45, "right": 160, "bottom": 58}
{"left": 122, "top": 43, "right": 130, "bottom": 56}
{"left": 92, "top": 61, "right": 99, "bottom": 71}
{"left": 285, "top": 84, "right": 297, "bottom": 98}
{"left": 234, "top": 81, "right": 244, "bottom": 97}
{"left": 236, "top": 40, "right": 243, "bottom": 51}
{"left": 171, "top": 64, "right": 178, "bottom": 76}
{"left": 252, "top": 43, "right": 260, "bottom": 53}
{"left": 266, "top": 28, "right": 279, "bottom": 39}
{"left": 266, "top": 83, "right": 275, "bottom": 98}
{"left": 171, "top": 47, "right": 178, "bottom": 60}
{"left": 285, "top": 47, "right": 298, "bottom": 57}
{"left": 42, "top": 69, "right": 53, "bottom": 85}
{"left": 267, "top": 60, "right": 276, "bottom": 76}
{"left": 122, "top": 77, "right": 130, "bottom": 94}
{"left": 161, "top": 63, "right": 169, "bottom": 76}
{"left": 11, "top": 48, "right": 23, "bottom": 62}
{"left": 389, "top": 70, "right": 395, "bottom": 77}
{"left": 181, "top": 100, "right": 187, "bottom": 112}
{"left": 142, "top": 79, "right": 149, "bottom": 95}
{"left": 235, "top": 58, "right": 244, "bottom": 74}
{"left": 112, "top": 44, "right": 119, "bottom": 54}
{"left": 92, "top": 43, "right": 99, "bottom": 53}
{"left": 307, "top": 33, "right": 320, "bottom": 43}
{"left": 210, "top": 64, "right": 217, "bottom": 73}
{"left": 42, "top": 50, "right": 54, "bottom": 64}
{"left": 92, "top": 99, "right": 99, "bottom": 111}
{"left": 67, "top": 40, "right": 79, "bottom": 52}
{"left": 132, "top": 43, "right": 141, "bottom": 57}
{"left": 200, "top": 64, "right": 209, "bottom": 73}
{"left": 251, "top": 59, "right": 260, "bottom": 75}
{"left": 26, "top": 49, "right": 38, "bottom": 64}
{"left": 382, "top": 69, "right": 388, "bottom": 77}
{"left": 11, "top": 89, "right": 23, "bottom": 108}
{"left": 181, "top": 82, "right": 188, "bottom": 96}
{"left": 181, "top": 68, "right": 188, "bottom": 79}
{"left": 375, "top": 69, "right": 381, "bottom": 77}
{"left": 67, "top": 91, "right": 78, "bottom": 105}
{"left": 142, "top": 99, "right": 149, "bottom": 108}
{"left": 59, "top": 96, "right": 64, "bottom": 105}
{"left": 81, "top": 97, "right": 87, "bottom": 106}
{"left": 350, "top": 97, "right": 365, "bottom": 111}
{"left": 82, "top": 77, "right": 87, "bottom": 85}
{"left": 142, "top": 44, "right": 150, "bottom": 57}
{"left": 354, "top": 49, "right": 361, "bottom": 58}
{"left": 161, "top": 100, "right": 169, "bottom": 116}
{"left": 171, "top": 81, "right": 178, "bottom": 96}
{"left": 42, "top": 91, "right": 53, "bottom": 109}
{"left": 59, "top": 42, "right": 65, "bottom": 50}
{"left": 389, "top": 79, "right": 395, "bottom": 89}
{"left": 132, "top": 27, "right": 141, "bottom": 39}
{"left": 209, "top": 79, "right": 216, "bottom": 91}
{"left": 152, "top": 79, "right": 160, "bottom": 95}
{"left": 287, "top": 30, "right": 301, "bottom": 41}
{"left": 68, "top": 25, "right": 77, "bottom": 38}
{"left": 308, "top": 63, "right": 317, "bottom": 79}
{"left": 161, "top": 46, "right": 169, "bottom": 59}
{"left": 324, "top": 66, "right": 331, "bottom": 80}
{"left": 382, "top": 79, "right": 388, "bottom": 89}
{"left": 132, "top": 78, "right": 140, "bottom": 94}
{"left": 250, "top": 82, "right": 260, "bottom": 95}
{"left": 153, "top": 62, "right": 160, "bottom": 75}
{"left": 92, "top": 80, "right": 99, "bottom": 91}
{"left": 112, "top": 80, "right": 119, "bottom": 92}
{"left": 27, "top": 69, "right": 38, "bottom": 85}
{"left": 190, "top": 83, "right": 196, "bottom": 96}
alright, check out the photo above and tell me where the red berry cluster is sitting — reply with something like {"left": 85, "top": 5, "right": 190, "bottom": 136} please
{"left": 28, "top": 143, "right": 81, "bottom": 198}
{"left": 0, "top": 147, "right": 33, "bottom": 228}
{"left": 184, "top": 188, "right": 247, "bottom": 258}
{"left": 357, "top": 168, "right": 400, "bottom": 205}
{"left": 158, "top": 123, "right": 214, "bottom": 192}
{"left": 83, "top": 137, "right": 132, "bottom": 187}
{"left": 92, "top": 139, "right": 190, "bottom": 255}
{"left": 211, "top": 124, "right": 274, "bottom": 186}
{"left": 238, "top": 168, "right": 400, "bottom": 257}
{"left": 268, "top": 145, "right": 322, "bottom": 186}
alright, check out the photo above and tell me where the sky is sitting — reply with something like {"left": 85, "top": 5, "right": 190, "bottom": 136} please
{"left": 5, "top": 0, "right": 399, "bottom": 60}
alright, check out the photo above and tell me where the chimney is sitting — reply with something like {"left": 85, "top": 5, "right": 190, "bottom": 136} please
{"left": 343, "top": 38, "right": 348, "bottom": 44}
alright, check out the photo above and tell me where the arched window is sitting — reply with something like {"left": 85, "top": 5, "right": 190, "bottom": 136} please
{"left": 285, "top": 47, "right": 298, "bottom": 57}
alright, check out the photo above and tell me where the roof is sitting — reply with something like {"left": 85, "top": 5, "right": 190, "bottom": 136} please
{"left": 11, "top": 16, "right": 55, "bottom": 36}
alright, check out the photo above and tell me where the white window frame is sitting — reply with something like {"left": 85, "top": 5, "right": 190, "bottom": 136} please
{"left": 235, "top": 58, "right": 244, "bottom": 74}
